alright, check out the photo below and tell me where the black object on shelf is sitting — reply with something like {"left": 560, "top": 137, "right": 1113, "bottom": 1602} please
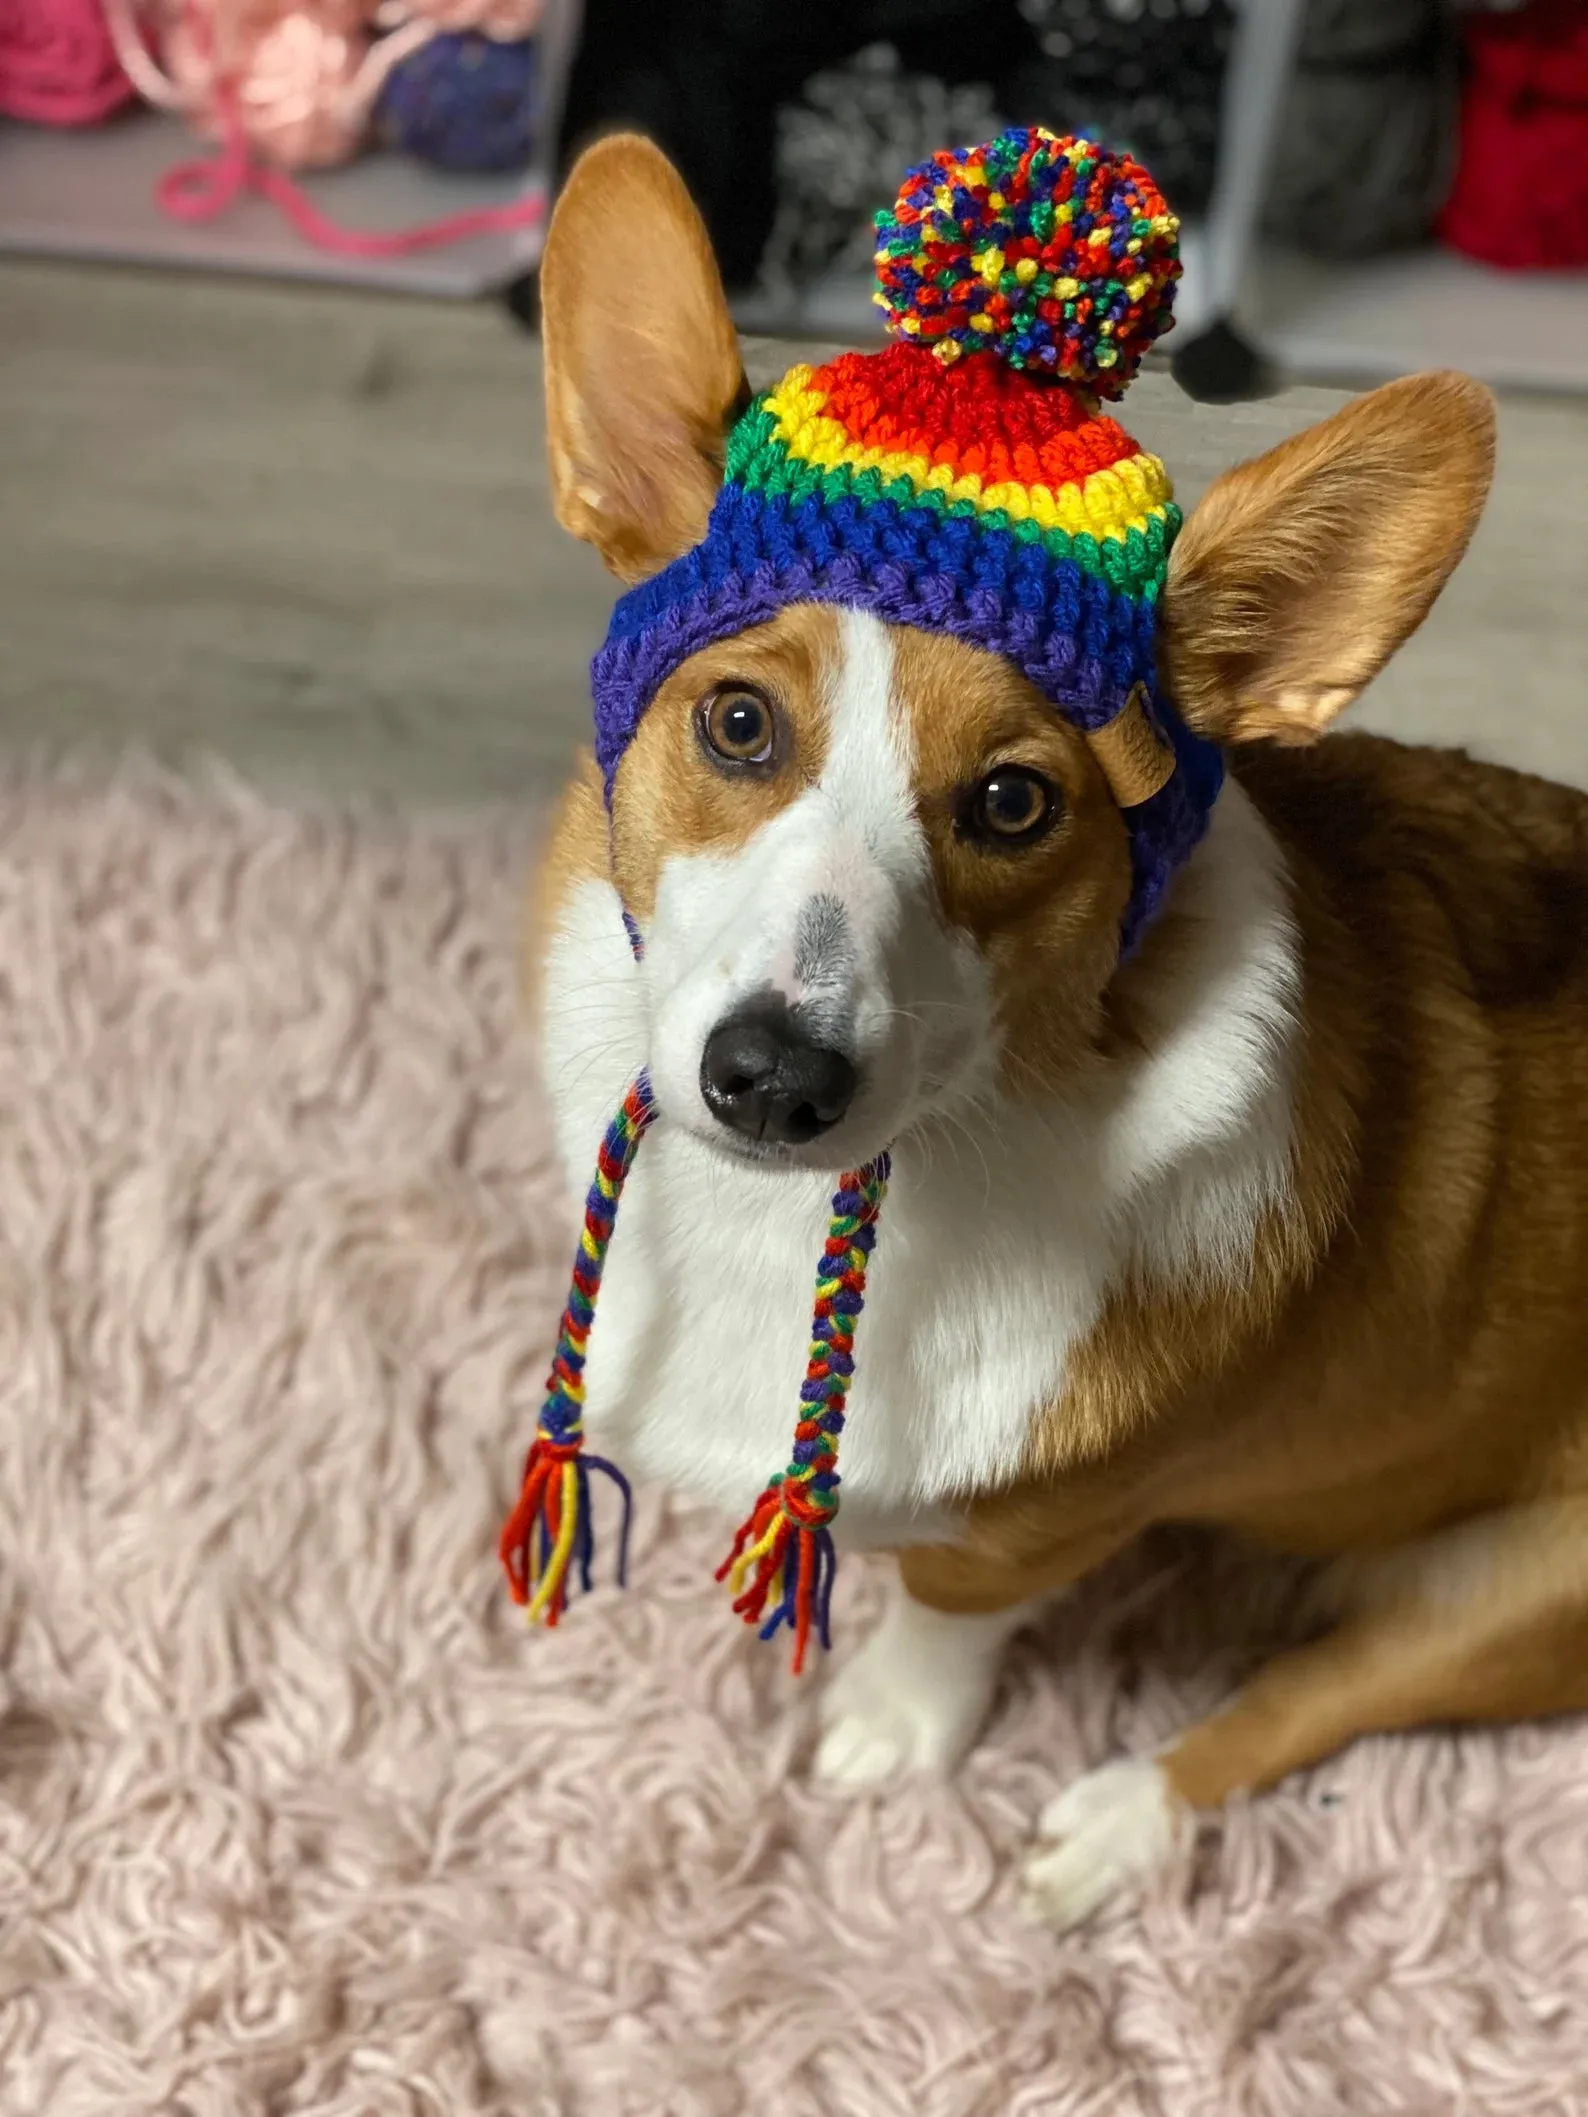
{"left": 1171, "top": 318, "right": 1276, "bottom": 403}
{"left": 501, "top": 267, "right": 541, "bottom": 331}
{"left": 763, "top": 46, "right": 1006, "bottom": 292}
{"left": 556, "top": 0, "right": 1038, "bottom": 290}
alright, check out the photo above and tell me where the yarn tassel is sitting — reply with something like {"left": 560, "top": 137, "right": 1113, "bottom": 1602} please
{"left": 717, "top": 1153, "right": 890, "bottom": 1673}
{"left": 500, "top": 1073, "right": 655, "bottom": 1625}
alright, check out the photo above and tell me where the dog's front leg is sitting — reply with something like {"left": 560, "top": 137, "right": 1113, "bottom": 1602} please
{"left": 812, "top": 1583, "right": 1038, "bottom": 1787}
{"left": 813, "top": 1522, "right": 1133, "bottom": 1787}
{"left": 1024, "top": 1500, "right": 1588, "bottom": 1930}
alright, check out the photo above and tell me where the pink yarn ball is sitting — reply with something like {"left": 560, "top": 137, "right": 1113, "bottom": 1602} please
{"left": 105, "top": 0, "right": 547, "bottom": 247}
{"left": 109, "top": 0, "right": 542, "bottom": 175}
{"left": 236, "top": 6, "right": 368, "bottom": 167}
{"left": 0, "top": 0, "right": 137, "bottom": 125}
{"left": 159, "top": 0, "right": 371, "bottom": 168}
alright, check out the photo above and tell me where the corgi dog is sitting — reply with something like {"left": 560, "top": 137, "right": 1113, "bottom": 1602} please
{"left": 526, "top": 131, "right": 1588, "bottom": 1930}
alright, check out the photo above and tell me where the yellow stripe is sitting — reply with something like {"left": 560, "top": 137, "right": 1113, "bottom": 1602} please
{"left": 525, "top": 1461, "right": 580, "bottom": 1624}
{"left": 727, "top": 1514, "right": 784, "bottom": 1598}
{"left": 763, "top": 366, "right": 1173, "bottom": 545}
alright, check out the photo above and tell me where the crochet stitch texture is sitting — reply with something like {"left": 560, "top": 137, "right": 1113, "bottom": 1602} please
{"left": 592, "top": 126, "right": 1223, "bottom": 953}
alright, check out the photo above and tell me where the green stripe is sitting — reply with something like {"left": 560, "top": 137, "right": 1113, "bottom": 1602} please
{"left": 724, "top": 398, "right": 1176, "bottom": 600}
{"left": 724, "top": 397, "right": 780, "bottom": 479}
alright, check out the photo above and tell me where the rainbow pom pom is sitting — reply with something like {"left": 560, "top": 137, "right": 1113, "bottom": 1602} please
{"left": 873, "top": 126, "right": 1180, "bottom": 396}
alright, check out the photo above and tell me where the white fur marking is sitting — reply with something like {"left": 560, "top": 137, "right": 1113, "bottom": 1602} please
{"left": 822, "top": 607, "right": 925, "bottom": 883}
{"left": 813, "top": 1589, "right": 1037, "bottom": 1787}
{"left": 1104, "top": 782, "right": 1299, "bottom": 1284}
{"left": 1023, "top": 1757, "right": 1182, "bottom": 1929}
{"left": 641, "top": 611, "right": 962, "bottom": 1164}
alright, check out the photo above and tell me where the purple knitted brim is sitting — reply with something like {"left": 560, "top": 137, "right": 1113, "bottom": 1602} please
{"left": 592, "top": 562, "right": 1149, "bottom": 787}
{"left": 591, "top": 558, "right": 1222, "bottom": 958}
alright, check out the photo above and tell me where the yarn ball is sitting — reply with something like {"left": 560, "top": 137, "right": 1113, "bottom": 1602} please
{"left": 1264, "top": 61, "right": 1458, "bottom": 258}
{"left": 765, "top": 44, "right": 1005, "bottom": 293}
{"left": 375, "top": 29, "right": 537, "bottom": 173}
{"left": 873, "top": 125, "right": 1180, "bottom": 396}
{"left": 1438, "top": 0, "right": 1588, "bottom": 270}
{"left": 0, "top": 0, "right": 136, "bottom": 127}
{"left": 234, "top": 9, "right": 370, "bottom": 169}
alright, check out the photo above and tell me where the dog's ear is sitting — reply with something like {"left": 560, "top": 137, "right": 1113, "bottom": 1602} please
{"left": 1159, "top": 372, "right": 1496, "bottom": 746}
{"left": 540, "top": 133, "right": 745, "bottom": 584}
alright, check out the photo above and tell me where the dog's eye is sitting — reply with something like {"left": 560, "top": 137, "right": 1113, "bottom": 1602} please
{"left": 699, "top": 685, "right": 777, "bottom": 770}
{"left": 960, "top": 767, "right": 1057, "bottom": 848}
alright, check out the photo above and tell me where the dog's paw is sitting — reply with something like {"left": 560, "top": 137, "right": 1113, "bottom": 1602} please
{"left": 814, "top": 1647, "right": 991, "bottom": 1787}
{"left": 1022, "top": 1757, "right": 1182, "bottom": 1929}
{"left": 813, "top": 1597, "right": 1018, "bottom": 1789}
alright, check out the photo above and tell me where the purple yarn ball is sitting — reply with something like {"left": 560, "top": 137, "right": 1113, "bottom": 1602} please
{"left": 376, "top": 32, "right": 538, "bottom": 174}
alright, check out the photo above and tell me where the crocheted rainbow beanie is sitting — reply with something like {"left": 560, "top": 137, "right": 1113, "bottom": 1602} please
{"left": 593, "top": 124, "right": 1223, "bottom": 952}
{"left": 503, "top": 130, "right": 1224, "bottom": 1674}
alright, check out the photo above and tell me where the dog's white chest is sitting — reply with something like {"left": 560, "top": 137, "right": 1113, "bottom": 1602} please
{"left": 577, "top": 1119, "right": 1108, "bottom": 1545}
{"left": 538, "top": 782, "right": 1297, "bottom": 1546}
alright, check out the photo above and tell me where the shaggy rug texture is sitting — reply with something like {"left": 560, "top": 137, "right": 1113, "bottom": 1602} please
{"left": 2, "top": 775, "right": 1586, "bottom": 2117}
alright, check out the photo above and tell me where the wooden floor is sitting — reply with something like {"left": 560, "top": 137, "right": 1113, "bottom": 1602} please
{"left": 2, "top": 257, "right": 1586, "bottom": 807}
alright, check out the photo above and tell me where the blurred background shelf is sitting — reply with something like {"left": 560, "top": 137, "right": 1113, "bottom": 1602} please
{"left": 0, "top": 110, "right": 546, "bottom": 300}
{"left": 1253, "top": 245, "right": 1588, "bottom": 395}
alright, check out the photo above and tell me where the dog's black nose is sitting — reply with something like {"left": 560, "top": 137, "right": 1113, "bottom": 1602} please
{"left": 700, "top": 995, "right": 856, "bottom": 1146}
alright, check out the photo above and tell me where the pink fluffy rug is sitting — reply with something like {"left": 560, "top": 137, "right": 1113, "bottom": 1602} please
{"left": 3, "top": 775, "right": 1585, "bottom": 2116}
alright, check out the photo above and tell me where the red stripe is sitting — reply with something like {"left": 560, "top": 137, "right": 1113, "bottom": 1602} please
{"left": 791, "top": 1537, "right": 813, "bottom": 1676}
{"left": 806, "top": 343, "right": 1139, "bottom": 490}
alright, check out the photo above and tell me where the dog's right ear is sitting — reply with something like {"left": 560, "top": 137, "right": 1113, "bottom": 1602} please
{"left": 1159, "top": 371, "right": 1495, "bottom": 747}
{"left": 540, "top": 134, "right": 745, "bottom": 584}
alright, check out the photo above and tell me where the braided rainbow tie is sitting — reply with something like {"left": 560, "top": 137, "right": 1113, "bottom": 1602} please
{"left": 499, "top": 1070, "right": 890, "bottom": 1670}
{"left": 499, "top": 1072, "right": 656, "bottom": 1626}
{"left": 716, "top": 1155, "right": 890, "bottom": 1672}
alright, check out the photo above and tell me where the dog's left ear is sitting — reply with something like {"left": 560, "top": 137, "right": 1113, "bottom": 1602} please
{"left": 540, "top": 133, "right": 745, "bottom": 584}
{"left": 1159, "top": 371, "right": 1496, "bottom": 745}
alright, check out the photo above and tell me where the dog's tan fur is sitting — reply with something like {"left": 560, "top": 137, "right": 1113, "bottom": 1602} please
{"left": 534, "top": 136, "right": 1588, "bottom": 1819}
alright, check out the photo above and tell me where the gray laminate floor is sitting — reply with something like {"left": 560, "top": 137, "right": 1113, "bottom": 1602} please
{"left": 2, "top": 257, "right": 1585, "bottom": 806}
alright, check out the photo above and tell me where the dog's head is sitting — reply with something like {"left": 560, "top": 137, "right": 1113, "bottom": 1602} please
{"left": 541, "top": 134, "right": 1494, "bottom": 1172}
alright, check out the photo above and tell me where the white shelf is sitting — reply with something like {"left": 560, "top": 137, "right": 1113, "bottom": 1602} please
{"left": 0, "top": 108, "right": 544, "bottom": 299}
{"left": 1251, "top": 244, "right": 1588, "bottom": 395}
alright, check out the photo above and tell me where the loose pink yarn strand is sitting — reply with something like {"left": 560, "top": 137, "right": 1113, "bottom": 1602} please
{"left": 158, "top": 88, "right": 546, "bottom": 255}
{"left": 102, "top": 0, "right": 546, "bottom": 260}
{"left": 100, "top": 0, "right": 189, "bottom": 110}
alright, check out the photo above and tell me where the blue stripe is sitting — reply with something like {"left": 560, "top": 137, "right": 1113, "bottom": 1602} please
{"left": 589, "top": 476, "right": 1220, "bottom": 958}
